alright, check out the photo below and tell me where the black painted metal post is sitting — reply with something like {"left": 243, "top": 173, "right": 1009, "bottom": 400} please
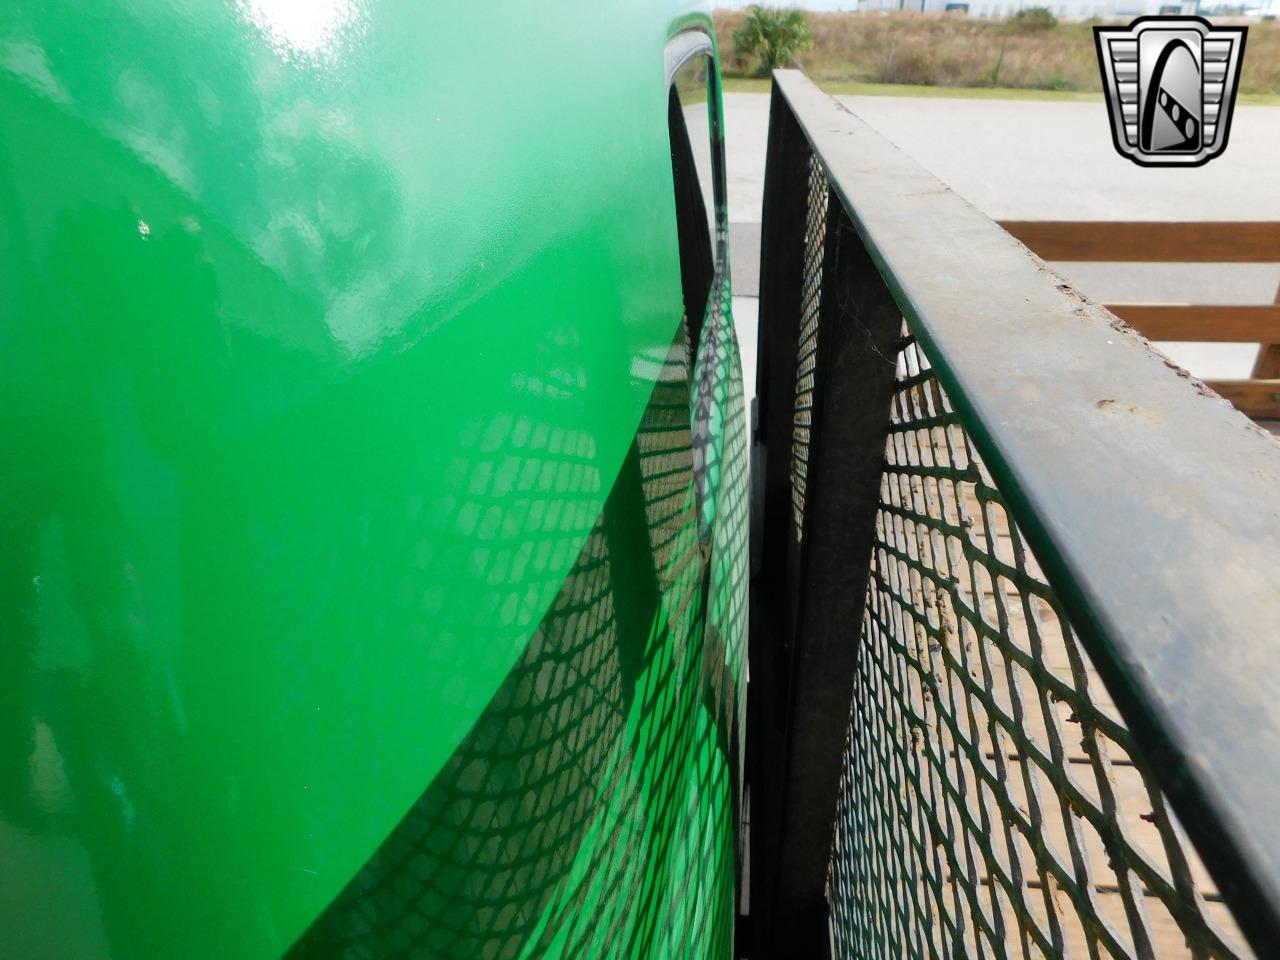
{"left": 746, "top": 79, "right": 906, "bottom": 957}
{"left": 746, "top": 80, "right": 810, "bottom": 959}
{"left": 744, "top": 80, "right": 812, "bottom": 959}
{"left": 770, "top": 196, "right": 903, "bottom": 957}
{"left": 753, "top": 51, "right": 812, "bottom": 582}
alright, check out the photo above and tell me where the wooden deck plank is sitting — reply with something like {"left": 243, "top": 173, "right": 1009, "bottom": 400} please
{"left": 1207, "top": 379, "right": 1280, "bottom": 419}
{"left": 1000, "top": 221, "right": 1280, "bottom": 263}
{"left": 1106, "top": 304, "right": 1280, "bottom": 343}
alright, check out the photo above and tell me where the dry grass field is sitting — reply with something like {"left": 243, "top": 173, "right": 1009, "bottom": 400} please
{"left": 714, "top": 10, "right": 1280, "bottom": 95}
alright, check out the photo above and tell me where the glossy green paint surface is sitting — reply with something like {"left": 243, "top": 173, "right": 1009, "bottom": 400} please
{"left": 0, "top": 1, "right": 744, "bottom": 957}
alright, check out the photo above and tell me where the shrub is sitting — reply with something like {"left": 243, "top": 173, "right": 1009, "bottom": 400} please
{"left": 732, "top": 6, "right": 814, "bottom": 77}
{"left": 1008, "top": 7, "right": 1058, "bottom": 32}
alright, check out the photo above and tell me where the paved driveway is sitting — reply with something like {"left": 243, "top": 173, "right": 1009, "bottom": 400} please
{"left": 726, "top": 91, "right": 1280, "bottom": 383}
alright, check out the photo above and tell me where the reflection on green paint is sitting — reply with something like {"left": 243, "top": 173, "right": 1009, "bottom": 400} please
{"left": 0, "top": 0, "right": 746, "bottom": 957}
{"left": 290, "top": 256, "right": 748, "bottom": 955}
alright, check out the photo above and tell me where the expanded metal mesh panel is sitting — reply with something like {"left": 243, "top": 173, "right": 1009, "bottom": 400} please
{"left": 790, "top": 157, "right": 828, "bottom": 541}
{"left": 827, "top": 335, "right": 1253, "bottom": 960}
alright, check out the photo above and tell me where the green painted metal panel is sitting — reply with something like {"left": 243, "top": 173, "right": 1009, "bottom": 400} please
{"left": 0, "top": 1, "right": 747, "bottom": 957}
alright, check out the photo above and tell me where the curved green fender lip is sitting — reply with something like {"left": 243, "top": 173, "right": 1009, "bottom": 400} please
{"left": 0, "top": 1, "right": 730, "bottom": 956}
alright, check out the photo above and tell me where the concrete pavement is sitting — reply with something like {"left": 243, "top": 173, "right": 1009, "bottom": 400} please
{"left": 725, "top": 91, "right": 1280, "bottom": 382}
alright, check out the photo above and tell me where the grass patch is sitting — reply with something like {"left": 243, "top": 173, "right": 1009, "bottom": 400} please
{"left": 715, "top": 10, "right": 1280, "bottom": 97}
{"left": 723, "top": 76, "right": 1098, "bottom": 100}
{"left": 722, "top": 75, "right": 1280, "bottom": 105}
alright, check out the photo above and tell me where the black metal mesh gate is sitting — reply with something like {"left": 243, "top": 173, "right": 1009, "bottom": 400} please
{"left": 746, "top": 71, "right": 1280, "bottom": 960}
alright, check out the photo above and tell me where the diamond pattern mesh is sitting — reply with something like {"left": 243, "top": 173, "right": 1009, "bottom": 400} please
{"left": 790, "top": 156, "right": 828, "bottom": 542}
{"left": 826, "top": 333, "right": 1253, "bottom": 960}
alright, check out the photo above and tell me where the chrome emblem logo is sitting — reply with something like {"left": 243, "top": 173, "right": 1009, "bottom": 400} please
{"left": 1095, "top": 17, "right": 1247, "bottom": 167}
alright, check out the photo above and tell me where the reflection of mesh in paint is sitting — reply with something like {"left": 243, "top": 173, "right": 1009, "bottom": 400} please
{"left": 519, "top": 311, "right": 739, "bottom": 959}
{"left": 288, "top": 316, "right": 745, "bottom": 959}
{"left": 701, "top": 272, "right": 750, "bottom": 768}
{"left": 249, "top": 352, "right": 604, "bottom": 739}
{"left": 522, "top": 528, "right": 735, "bottom": 958}
{"left": 540, "top": 269, "right": 750, "bottom": 960}
{"left": 636, "top": 319, "right": 697, "bottom": 579}
{"left": 288, "top": 515, "right": 626, "bottom": 960}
